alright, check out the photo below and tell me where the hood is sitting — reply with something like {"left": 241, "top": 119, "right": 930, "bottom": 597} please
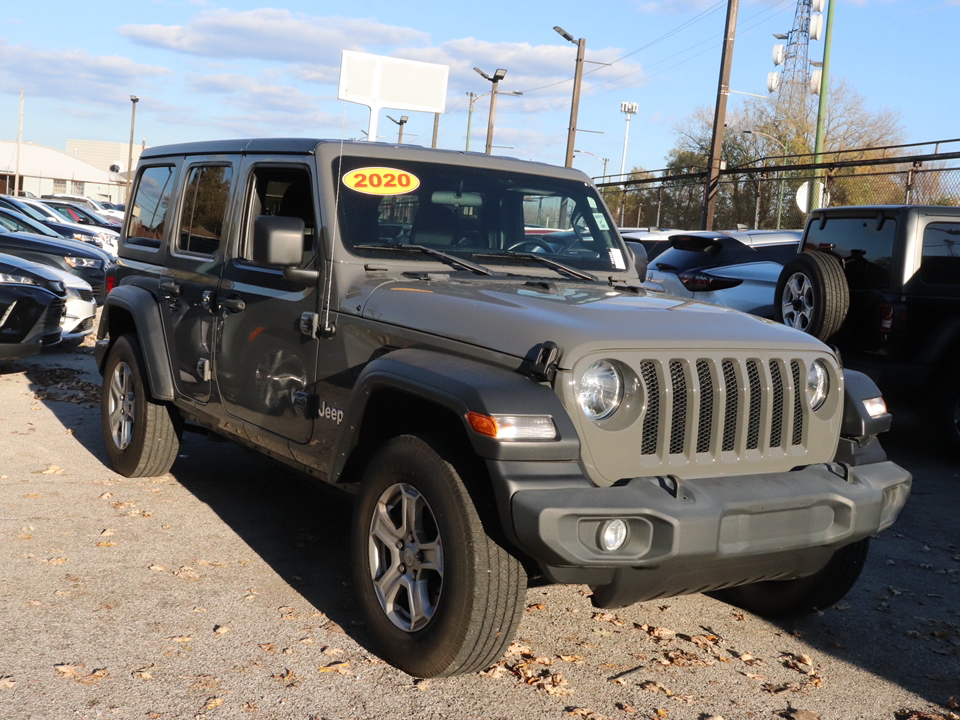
{"left": 360, "top": 275, "right": 827, "bottom": 366}
{"left": 0, "top": 231, "right": 112, "bottom": 262}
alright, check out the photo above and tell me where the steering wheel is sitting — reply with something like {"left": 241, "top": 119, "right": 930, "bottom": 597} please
{"left": 508, "top": 238, "right": 554, "bottom": 253}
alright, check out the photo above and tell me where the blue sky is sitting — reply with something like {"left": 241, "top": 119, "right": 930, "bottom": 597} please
{"left": 1, "top": 0, "right": 954, "bottom": 179}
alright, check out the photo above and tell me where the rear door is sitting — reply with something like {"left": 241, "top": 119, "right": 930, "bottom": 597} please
{"left": 214, "top": 158, "right": 321, "bottom": 445}
{"left": 154, "top": 157, "right": 237, "bottom": 403}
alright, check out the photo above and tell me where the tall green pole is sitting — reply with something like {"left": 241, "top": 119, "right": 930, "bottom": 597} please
{"left": 811, "top": 0, "right": 835, "bottom": 210}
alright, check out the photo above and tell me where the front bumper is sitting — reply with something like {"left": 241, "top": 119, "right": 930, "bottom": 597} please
{"left": 495, "top": 457, "right": 911, "bottom": 608}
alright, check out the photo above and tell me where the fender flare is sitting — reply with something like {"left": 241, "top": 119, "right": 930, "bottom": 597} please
{"left": 330, "top": 348, "right": 581, "bottom": 482}
{"left": 96, "top": 285, "right": 176, "bottom": 401}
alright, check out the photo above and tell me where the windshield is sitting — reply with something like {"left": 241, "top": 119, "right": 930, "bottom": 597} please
{"left": 334, "top": 157, "right": 628, "bottom": 274}
{"left": 0, "top": 210, "right": 62, "bottom": 238}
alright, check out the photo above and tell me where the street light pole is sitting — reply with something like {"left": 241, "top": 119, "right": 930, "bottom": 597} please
{"left": 743, "top": 128, "right": 788, "bottom": 229}
{"left": 127, "top": 95, "right": 139, "bottom": 203}
{"left": 554, "top": 26, "right": 585, "bottom": 168}
{"left": 387, "top": 115, "right": 409, "bottom": 144}
{"left": 574, "top": 149, "right": 609, "bottom": 178}
{"left": 474, "top": 67, "right": 507, "bottom": 155}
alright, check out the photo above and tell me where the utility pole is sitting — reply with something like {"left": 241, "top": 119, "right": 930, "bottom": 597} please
{"left": 465, "top": 92, "right": 477, "bottom": 151}
{"left": 700, "top": 0, "right": 739, "bottom": 230}
{"left": 555, "top": 26, "right": 586, "bottom": 168}
{"left": 811, "top": 0, "right": 835, "bottom": 210}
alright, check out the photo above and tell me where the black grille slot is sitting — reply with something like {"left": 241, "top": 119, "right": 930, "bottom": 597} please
{"left": 792, "top": 361, "right": 804, "bottom": 445}
{"left": 669, "top": 361, "right": 687, "bottom": 455}
{"left": 746, "top": 361, "right": 762, "bottom": 450}
{"left": 721, "top": 360, "right": 738, "bottom": 452}
{"left": 77, "top": 288, "right": 95, "bottom": 302}
{"left": 696, "top": 360, "right": 713, "bottom": 453}
{"left": 640, "top": 361, "right": 660, "bottom": 455}
{"left": 769, "top": 361, "right": 784, "bottom": 448}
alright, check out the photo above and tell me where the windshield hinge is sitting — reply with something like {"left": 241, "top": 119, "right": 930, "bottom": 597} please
{"left": 520, "top": 341, "right": 562, "bottom": 384}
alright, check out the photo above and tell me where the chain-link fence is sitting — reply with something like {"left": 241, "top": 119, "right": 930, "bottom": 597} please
{"left": 597, "top": 140, "right": 960, "bottom": 231}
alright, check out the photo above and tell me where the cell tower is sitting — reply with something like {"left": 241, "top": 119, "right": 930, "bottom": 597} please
{"left": 767, "top": 0, "right": 825, "bottom": 133}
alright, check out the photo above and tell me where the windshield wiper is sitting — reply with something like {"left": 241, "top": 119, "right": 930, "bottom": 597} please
{"left": 353, "top": 244, "right": 494, "bottom": 276}
{"left": 474, "top": 252, "right": 599, "bottom": 283}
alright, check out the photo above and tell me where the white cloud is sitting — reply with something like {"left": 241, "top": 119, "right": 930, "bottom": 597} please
{"left": 0, "top": 39, "right": 170, "bottom": 105}
{"left": 119, "top": 9, "right": 430, "bottom": 64}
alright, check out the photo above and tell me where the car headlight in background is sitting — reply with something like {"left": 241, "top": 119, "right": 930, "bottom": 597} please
{"left": 806, "top": 360, "right": 829, "bottom": 411}
{"left": 0, "top": 272, "right": 39, "bottom": 285}
{"left": 64, "top": 256, "right": 102, "bottom": 269}
{"left": 579, "top": 359, "right": 623, "bottom": 421}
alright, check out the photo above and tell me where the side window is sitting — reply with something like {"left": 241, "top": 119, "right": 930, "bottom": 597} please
{"left": 920, "top": 222, "right": 960, "bottom": 286}
{"left": 128, "top": 165, "right": 175, "bottom": 249}
{"left": 178, "top": 165, "right": 233, "bottom": 257}
{"left": 243, "top": 166, "right": 317, "bottom": 266}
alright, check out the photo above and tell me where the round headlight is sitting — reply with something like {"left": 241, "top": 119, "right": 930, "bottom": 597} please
{"left": 578, "top": 360, "right": 623, "bottom": 421}
{"left": 806, "top": 360, "right": 829, "bottom": 411}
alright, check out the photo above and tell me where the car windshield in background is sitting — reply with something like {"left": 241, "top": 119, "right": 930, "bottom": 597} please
{"left": 333, "top": 158, "right": 628, "bottom": 274}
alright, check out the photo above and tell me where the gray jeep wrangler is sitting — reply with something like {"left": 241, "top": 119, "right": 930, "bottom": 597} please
{"left": 96, "top": 139, "right": 911, "bottom": 678}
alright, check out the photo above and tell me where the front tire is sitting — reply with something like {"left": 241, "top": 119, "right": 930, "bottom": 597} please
{"left": 351, "top": 435, "right": 526, "bottom": 678}
{"left": 101, "top": 334, "right": 181, "bottom": 477}
{"left": 711, "top": 539, "right": 869, "bottom": 618}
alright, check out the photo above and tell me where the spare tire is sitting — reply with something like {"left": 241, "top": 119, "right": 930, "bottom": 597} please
{"left": 774, "top": 252, "right": 849, "bottom": 342}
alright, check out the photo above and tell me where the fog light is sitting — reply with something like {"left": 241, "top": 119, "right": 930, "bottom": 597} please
{"left": 599, "top": 519, "right": 628, "bottom": 552}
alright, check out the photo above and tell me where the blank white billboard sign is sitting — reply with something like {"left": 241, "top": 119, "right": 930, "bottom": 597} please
{"left": 338, "top": 51, "right": 449, "bottom": 142}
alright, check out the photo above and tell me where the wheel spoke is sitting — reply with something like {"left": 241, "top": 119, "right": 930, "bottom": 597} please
{"left": 370, "top": 501, "right": 404, "bottom": 547}
{"left": 406, "top": 574, "right": 435, "bottom": 629}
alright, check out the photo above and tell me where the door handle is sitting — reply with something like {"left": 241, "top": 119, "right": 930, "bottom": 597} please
{"left": 160, "top": 280, "right": 181, "bottom": 296}
{"left": 218, "top": 295, "right": 246, "bottom": 313}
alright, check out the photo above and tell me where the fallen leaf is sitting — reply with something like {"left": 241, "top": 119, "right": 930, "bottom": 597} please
{"left": 527, "top": 603, "right": 547, "bottom": 611}
{"left": 317, "top": 661, "right": 352, "bottom": 676}
{"left": 214, "top": 625, "right": 230, "bottom": 635}
{"left": 204, "top": 697, "right": 225, "bottom": 710}
{"left": 132, "top": 665, "right": 154, "bottom": 680}
{"left": 169, "top": 636, "right": 193, "bottom": 643}
{"left": 96, "top": 541, "right": 117, "bottom": 548}
{"left": 784, "top": 709, "right": 821, "bottom": 720}
{"left": 48, "top": 557, "right": 67, "bottom": 565}
{"left": 175, "top": 567, "right": 200, "bottom": 581}
{"left": 258, "top": 643, "right": 276, "bottom": 654}
{"left": 149, "top": 565, "right": 165, "bottom": 572}
{"left": 100, "top": 529, "right": 115, "bottom": 537}
{"left": 0, "top": 677, "right": 15, "bottom": 689}
{"left": 77, "top": 668, "right": 108, "bottom": 685}
{"left": 55, "top": 664, "right": 80, "bottom": 678}
{"left": 40, "top": 465, "right": 63, "bottom": 475}
{"left": 99, "top": 492, "right": 113, "bottom": 500}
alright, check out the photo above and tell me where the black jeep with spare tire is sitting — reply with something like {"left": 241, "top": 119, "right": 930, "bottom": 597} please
{"left": 775, "top": 204, "right": 960, "bottom": 455}
{"left": 96, "top": 139, "right": 911, "bottom": 677}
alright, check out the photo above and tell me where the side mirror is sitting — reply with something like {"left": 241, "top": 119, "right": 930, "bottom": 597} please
{"left": 252, "top": 215, "right": 304, "bottom": 267}
{"left": 625, "top": 241, "right": 648, "bottom": 278}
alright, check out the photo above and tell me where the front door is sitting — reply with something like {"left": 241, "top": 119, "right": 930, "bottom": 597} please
{"left": 214, "top": 160, "right": 321, "bottom": 445}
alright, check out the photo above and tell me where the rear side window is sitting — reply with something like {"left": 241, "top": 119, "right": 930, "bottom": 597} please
{"left": 920, "top": 222, "right": 960, "bottom": 286}
{"left": 178, "top": 165, "right": 233, "bottom": 257}
{"left": 806, "top": 215, "right": 896, "bottom": 291}
{"left": 128, "top": 165, "right": 176, "bottom": 249}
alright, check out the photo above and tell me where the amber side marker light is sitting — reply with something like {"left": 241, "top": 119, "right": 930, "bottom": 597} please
{"left": 466, "top": 412, "right": 557, "bottom": 441}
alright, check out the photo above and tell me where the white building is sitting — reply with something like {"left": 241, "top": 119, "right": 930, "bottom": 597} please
{"left": 0, "top": 140, "right": 128, "bottom": 202}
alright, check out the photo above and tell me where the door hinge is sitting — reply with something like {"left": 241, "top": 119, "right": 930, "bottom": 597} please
{"left": 299, "top": 312, "right": 319, "bottom": 337}
{"left": 196, "top": 357, "right": 211, "bottom": 382}
{"left": 293, "top": 392, "right": 319, "bottom": 418}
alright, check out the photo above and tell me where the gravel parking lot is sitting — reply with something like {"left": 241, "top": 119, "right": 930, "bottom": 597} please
{"left": 1, "top": 338, "right": 958, "bottom": 720}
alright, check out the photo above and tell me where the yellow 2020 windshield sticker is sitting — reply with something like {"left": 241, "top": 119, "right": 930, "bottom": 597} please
{"left": 342, "top": 167, "right": 420, "bottom": 195}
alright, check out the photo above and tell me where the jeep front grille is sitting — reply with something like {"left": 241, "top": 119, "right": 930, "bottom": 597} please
{"left": 637, "top": 357, "right": 804, "bottom": 459}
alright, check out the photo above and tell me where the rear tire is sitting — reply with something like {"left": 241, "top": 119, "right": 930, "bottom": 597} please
{"left": 351, "top": 434, "right": 526, "bottom": 677}
{"left": 711, "top": 539, "right": 869, "bottom": 618}
{"left": 775, "top": 252, "right": 849, "bottom": 343}
{"left": 101, "top": 334, "right": 181, "bottom": 477}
